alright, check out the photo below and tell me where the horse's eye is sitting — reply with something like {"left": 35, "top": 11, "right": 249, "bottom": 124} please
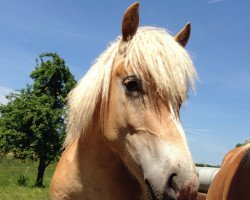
{"left": 123, "top": 76, "right": 142, "bottom": 95}
{"left": 124, "top": 80, "right": 139, "bottom": 92}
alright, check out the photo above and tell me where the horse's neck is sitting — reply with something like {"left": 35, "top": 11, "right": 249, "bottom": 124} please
{"left": 75, "top": 128, "right": 141, "bottom": 200}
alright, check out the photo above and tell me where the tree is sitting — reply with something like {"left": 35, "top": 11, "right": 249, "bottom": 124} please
{"left": 0, "top": 53, "right": 76, "bottom": 187}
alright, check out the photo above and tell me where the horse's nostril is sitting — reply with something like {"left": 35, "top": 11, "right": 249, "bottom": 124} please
{"left": 168, "top": 173, "right": 178, "bottom": 190}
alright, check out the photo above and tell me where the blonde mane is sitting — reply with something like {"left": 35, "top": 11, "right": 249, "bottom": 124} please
{"left": 64, "top": 27, "right": 197, "bottom": 146}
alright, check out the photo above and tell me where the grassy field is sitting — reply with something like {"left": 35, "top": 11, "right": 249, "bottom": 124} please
{"left": 0, "top": 155, "right": 56, "bottom": 200}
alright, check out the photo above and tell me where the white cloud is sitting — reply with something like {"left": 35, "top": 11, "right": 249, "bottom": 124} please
{"left": 183, "top": 124, "right": 230, "bottom": 165}
{"left": 187, "top": 132, "right": 229, "bottom": 165}
{"left": 185, "top": 128, "right": 210, "bottom": 136}
{"left": 0, "top": 86, "right": 14, "bottom": 105}
{"left": 209, "top": 0, "right": 227, "bottom": 4}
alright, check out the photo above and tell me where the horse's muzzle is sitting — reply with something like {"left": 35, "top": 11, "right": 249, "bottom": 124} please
{"left": 145, "top": 171, "right": 199, "bottom": 200}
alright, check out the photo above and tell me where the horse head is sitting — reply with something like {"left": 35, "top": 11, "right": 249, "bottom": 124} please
{"left": 102, "top": 3, "right": 199, "bottom": 200}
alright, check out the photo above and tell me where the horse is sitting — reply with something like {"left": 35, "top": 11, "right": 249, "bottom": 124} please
{"left": 50, "top": 2, "right": 199, "bottom": 200}
{"left": 204, "top": 143, "right": 250, "bottom": 200}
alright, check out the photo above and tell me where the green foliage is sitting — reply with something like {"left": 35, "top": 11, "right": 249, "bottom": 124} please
{"left": 31, "top": 52, "right": 76, "bottom": 108}
{"left": 17, "top": 175, "right": 29, "bottom": 187}
{"left": 195, "top": 163, "right": 220, "bottom": 168}
{"left": 236, "top": 143, "right": 242, "bottom": 147}
{"left": 0, "top": 52, "right": 76, "bottom": 186}
{"left": 236, "top": 139, "right": 250, "bottom": 147}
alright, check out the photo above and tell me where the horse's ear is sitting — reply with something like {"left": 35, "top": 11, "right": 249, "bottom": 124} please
{"left": 121, "top": 2, "right": 139, "bottom": 42}
{"left": 174, "top": 23, "right": 191, "bottom": 47}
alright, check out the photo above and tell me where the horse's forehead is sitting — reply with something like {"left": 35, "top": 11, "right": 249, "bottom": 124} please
{"left": 112, "top": 55, "right": 150, "bottom": 81}
{"left": 112, "top": 61, "right": 157, "bottom": 92}
{"left": 113, "top": 59, "right": 133, "bottom": 78}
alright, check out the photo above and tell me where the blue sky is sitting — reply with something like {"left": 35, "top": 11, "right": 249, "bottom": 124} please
{"left": 0, "top": 0, "right": 249, "bottom": 165}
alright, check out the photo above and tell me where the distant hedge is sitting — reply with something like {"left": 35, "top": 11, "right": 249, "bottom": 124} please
{"left": 195, "top": 163, "right": 220, "bottom": 168}
{"left": 236, "top": 139, "right": 250, "bottom": 147}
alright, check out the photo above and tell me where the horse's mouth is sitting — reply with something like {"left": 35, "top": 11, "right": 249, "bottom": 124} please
{"left": 144, "top": 179, "right": 177, "bottom": 200}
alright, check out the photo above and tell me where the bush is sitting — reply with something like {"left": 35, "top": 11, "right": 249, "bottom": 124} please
{"left": 17, "top": 175, "right": 29, "bottom": 187}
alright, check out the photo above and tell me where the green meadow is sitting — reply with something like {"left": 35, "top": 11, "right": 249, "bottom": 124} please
{"left": 0, "top": 155, "right": 56, "bottom": 200}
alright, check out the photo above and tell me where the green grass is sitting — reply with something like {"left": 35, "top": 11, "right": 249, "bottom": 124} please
{"left": 0, "top": 155, "right": 56, "bottom": 200}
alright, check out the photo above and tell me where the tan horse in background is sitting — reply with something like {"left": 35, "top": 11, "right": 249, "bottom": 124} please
{"left": 196, "top": 144, "right": 250, "bottom": 200}
{"left": 50, "top": 2, "right": 199, "bottom": 200}
{"left": 207, "top": 143, "right": 250, "bottom": 200}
